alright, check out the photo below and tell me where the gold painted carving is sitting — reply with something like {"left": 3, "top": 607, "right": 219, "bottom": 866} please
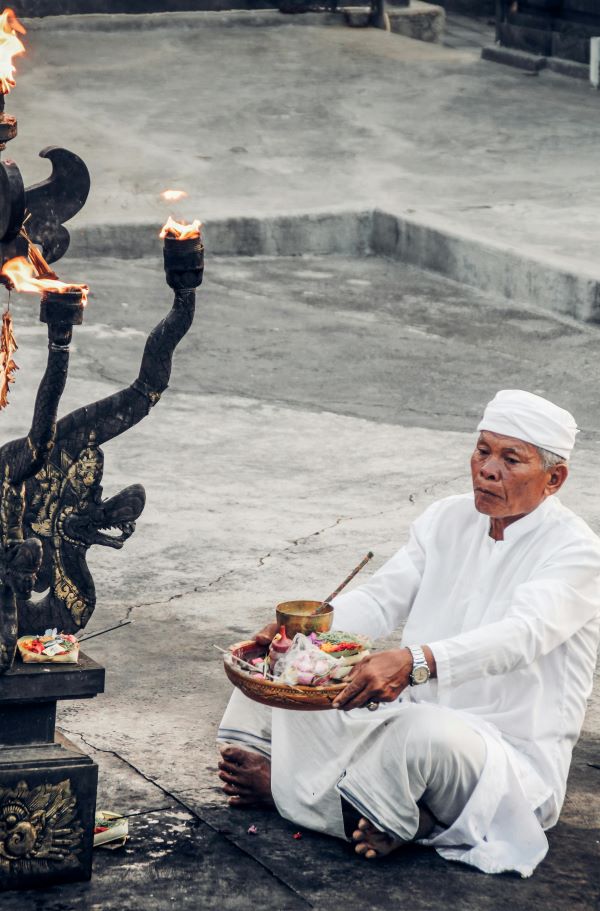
{"left": 52, "top": 549, "right": 89, "bottom": 626}
{"left": 0, "top": 779, "right": 83, "bottom": 875}
{"left": 27, "top": 435, "right": 102, "bottom": 626}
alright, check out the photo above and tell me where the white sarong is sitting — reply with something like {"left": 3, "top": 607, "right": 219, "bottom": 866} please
{"left": 218, "top": 689, "right": 550, "bottom": 877}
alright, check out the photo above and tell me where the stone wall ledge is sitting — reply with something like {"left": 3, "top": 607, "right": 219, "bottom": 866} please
{"left": 67, "top": 207, "right": 600, "bottom": 324}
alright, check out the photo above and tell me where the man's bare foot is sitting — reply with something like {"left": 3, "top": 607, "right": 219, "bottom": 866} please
{"left": 218, "top": 746, "right": 274, "bottom": 807}
{"left": 352, "top": 804, "right": 436, "bottom": 859}
{"left": 352, "top": 818, "right": 404, "bottom": 859}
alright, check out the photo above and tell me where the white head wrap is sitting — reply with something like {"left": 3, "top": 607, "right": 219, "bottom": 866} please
{"left": 478, "top": 390, "right": 577, "bottom": 460}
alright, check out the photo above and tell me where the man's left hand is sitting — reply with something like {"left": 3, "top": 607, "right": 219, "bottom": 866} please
{"left": 332, "top": 648, "right": 413, "bottom": 710}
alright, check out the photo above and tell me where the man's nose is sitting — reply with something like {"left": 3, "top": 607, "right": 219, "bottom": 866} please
{"left": 480, "top": 459, "right": 500, "bottom": 481}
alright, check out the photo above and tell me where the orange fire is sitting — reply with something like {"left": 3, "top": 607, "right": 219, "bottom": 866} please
{"left": 160, "top": 189, "right": 188, "bottom": 203}
{"left": 0, "top": 309, "right": 17, "bottom": 408}
{"left": 1, "top": 257, "right": 89, "bottom": 305}
{"left": 0, "top": 9, "right": 25, "bottom": 95}
{"left": 159, "top": 217, "right": 202, "bottom": 241}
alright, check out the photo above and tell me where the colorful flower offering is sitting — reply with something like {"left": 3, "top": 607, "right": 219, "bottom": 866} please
{"left": 17, "top": 629, "right": 80, "bottom": 664}
{"left": 241, "top": 628, "right": 372, "bottom": 688}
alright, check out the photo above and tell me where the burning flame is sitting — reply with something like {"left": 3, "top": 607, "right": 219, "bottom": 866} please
{"left": 0, "top": 9, "right": 25, "bottom": 96}
{"left": 1, "top": 257, "right": 89, "bottom": 305}
{"left": 159, "top": 217, "right": 202, "bottom": 241}
{"left": 0, "top": 309, "right": 17, "bottom": 408}
{"left": 160, "top": 189, "right": 188, "bottom": 203}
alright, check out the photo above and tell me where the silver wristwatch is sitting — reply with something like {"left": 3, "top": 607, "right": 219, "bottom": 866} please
{"left": 407, "top": 645, "right": 430, "bottom": 686}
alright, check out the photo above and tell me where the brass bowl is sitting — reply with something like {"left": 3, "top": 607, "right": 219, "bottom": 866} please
{"left": 223, "top": 640, "right": 345, "bottom": 712}
{"left": 275, "top": 600, "right": 333, "bottom": 638}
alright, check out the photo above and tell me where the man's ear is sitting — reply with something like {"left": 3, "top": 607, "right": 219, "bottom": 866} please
{"left": 546, "top": 463, "right": 568, "bottom": 496}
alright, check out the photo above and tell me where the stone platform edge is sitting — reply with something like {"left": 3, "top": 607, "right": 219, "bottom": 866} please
{"left": 67, "top": 208, "right": 600, "bottom": 324}
{"left": 23, "top": 4, "right": 443, "bottom": 38}
{"left": 481, "top": 45, "right": 591, "bottom": 82}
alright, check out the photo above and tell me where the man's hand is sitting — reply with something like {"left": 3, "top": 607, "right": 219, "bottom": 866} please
{"left": 332, "top": 648, "right": 414, "bottom": 710}
{"left": 254, "top": 621, "right": 278, "bottom": 646}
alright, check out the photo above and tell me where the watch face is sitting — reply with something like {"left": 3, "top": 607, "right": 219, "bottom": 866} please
{"left": 412, "top": 666, "right": 429, "bottom": 685}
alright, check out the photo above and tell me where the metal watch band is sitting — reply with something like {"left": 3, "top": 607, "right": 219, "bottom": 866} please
{"left": 407, "top": 645, "right": 430, "bottom": 686}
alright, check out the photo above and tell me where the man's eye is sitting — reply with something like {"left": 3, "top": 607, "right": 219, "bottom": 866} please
{"left": 505, "top": 457, "right": 519, "bottom": 465}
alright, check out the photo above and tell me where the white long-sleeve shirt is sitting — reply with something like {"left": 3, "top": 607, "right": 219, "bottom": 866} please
{"left": 332, "top": 493, "right": 600, "bottom": 824}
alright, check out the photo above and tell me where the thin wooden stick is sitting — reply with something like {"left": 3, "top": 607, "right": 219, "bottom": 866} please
{"left": 317, "top": 551, "right": 374, "bottom": 612}
{"left": 213, "top": 643, "right": 279, "bottom": 680}
{"left": 78, "top": 620, "right": 132, "bottom": 642}
{"left": 100, "top": 807, "right": 173, "bottom": 821}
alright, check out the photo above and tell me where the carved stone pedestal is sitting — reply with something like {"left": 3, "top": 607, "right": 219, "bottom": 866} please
{"left": 0, "top": 654, "right": 104, "bottom": 891}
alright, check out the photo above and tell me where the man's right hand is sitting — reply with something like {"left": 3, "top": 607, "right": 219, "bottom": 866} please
{"left": 254, "top": 621, "right": 278, "bottom": 646}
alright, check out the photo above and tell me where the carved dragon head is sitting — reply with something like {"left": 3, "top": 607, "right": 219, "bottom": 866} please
{"left": 58, "top": 488, "right": 143, "bottom": 550}
{"left": 23, "top": 431, "right": 146, "bottom": 629}
{"left": 57, "top": 435, "right": 145, "bottom": 550}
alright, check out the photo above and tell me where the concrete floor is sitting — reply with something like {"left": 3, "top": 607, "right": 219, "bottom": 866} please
{"left": 9, "top": 10, "right": 600, "bottom": 276}
{"left": 0, "top": 9, "right": 599, "bottom": 909}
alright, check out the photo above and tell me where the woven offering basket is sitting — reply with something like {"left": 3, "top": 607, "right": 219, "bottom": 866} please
{"left": 224, "top": 640, "right": 345, "bottom": 711}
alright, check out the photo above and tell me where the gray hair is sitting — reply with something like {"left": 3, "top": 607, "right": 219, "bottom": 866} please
{"left": 536, "top": 446, "right": 566, "bottom": 471}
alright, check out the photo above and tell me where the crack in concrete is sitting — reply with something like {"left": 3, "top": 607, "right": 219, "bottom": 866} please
{"left": 116, "top": 477, "right": 465, "bottom": 618}
{"left": 118, "top": 516, "right": 354, "bottom": 617}
{"left": 124, "top": 602, "right": 139, "bottom": 622}
{"left": 254, "top": 515, "right": 350, "bottom": 571}
{"left": 121, "top": 568, "right": 240, "bottom": 621}
{"left": 422, "top": 472, "right": 468, "bottom": 496}
{"left": 290, "top": 515, "right": 348, "bottom": 547}
{"left": 60, "top": 727, "right": 313, "bottom": 908}
{"left": 207, "top": 568, "right": 238, "bottom": 589}
{"left": 60, "top": 726, "right": 197, "bottom": 818}
{"left": 408, "top": 473, "right": 467, "bottom": 504}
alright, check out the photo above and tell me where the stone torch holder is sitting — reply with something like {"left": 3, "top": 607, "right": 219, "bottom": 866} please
{"left": 163, "top": 235, "right": 204, "bottom": 290}
{"left": 40, "top": 289, "right": 85, "bottom": 326}
{"left": 0, "top": 654, "right": 104, "bottom": 891}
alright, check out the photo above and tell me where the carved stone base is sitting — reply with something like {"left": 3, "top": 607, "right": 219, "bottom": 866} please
{"left": 0, "top": 654, "right": 104, "bottom": 891}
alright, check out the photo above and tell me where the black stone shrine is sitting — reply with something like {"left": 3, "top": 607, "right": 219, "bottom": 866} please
{"left": 0, "top": 654, "right": 104, "bottom": 890}
{"left": 493, "top": 0, "right": 600, "bottom": 67}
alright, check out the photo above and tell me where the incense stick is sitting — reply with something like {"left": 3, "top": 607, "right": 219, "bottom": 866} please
{"left": 78, "top": 620, "right": 133, "bottom": 643}
{"left": 213, "top": 644, "right": 279, "bottom": 681}
{"left": 317, "top": 551, "right": 374, "bottom": 612}
{"left": 101, "top": 807, "right": 173, "bottom": 821}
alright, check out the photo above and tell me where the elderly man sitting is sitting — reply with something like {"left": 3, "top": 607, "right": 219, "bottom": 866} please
{"left": 217, "top": 390, "right": 600, "bottom": 877}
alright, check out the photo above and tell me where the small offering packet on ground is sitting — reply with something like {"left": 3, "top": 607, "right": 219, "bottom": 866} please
{"left": 93, "top": 811, "right": 129, "bottom": 849}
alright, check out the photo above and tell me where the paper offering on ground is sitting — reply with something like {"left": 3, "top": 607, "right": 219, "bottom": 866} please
{"left": 93, "top": 811, "right": 129, "bottom": 849}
